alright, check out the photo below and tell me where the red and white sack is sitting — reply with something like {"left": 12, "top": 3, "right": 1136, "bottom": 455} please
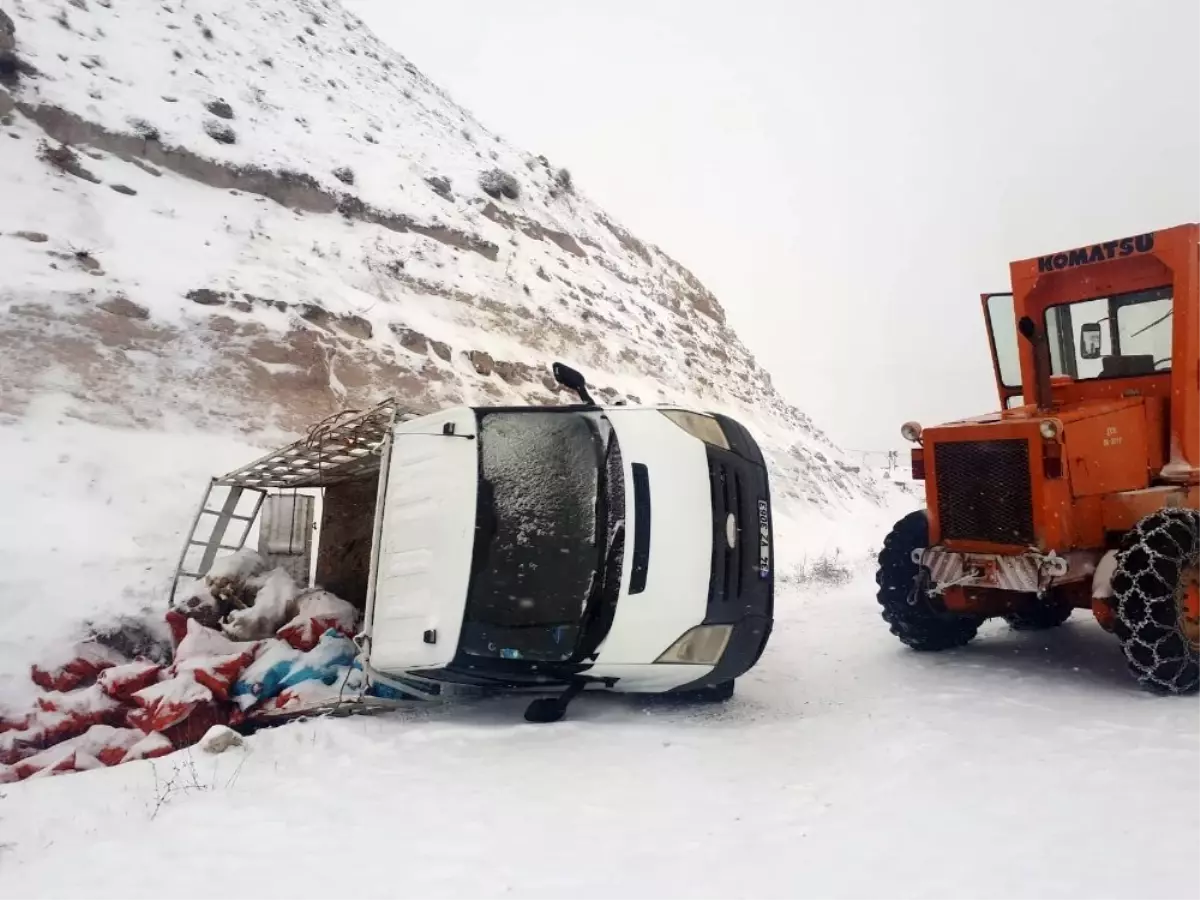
{"left": 163, "top": 701, "right": 229, "bottom": 748}
{"left": 36, "top": 683, "right": 125, "bottom": 720}
{"left": 175, "top": 617, "right": 259, "bottom": 663}
{"left": 8, "top": 725, "right": 148, "bottom": 771}
{"left": 123, "top": 731, "right": 174, "bottom": 762}
{"left": 97, "top": 661, "right": 163, "bottom": 702}
{"left": 0, "top": 710, "right": 31, "bottom": 735}
{"left": 0, "top": 728, "right": 38, "bottom": 766}
{"left": 30, "top": 642, "right": 127, "bottom": 692}
{"left": 0, "top": 685, "right": 129, "bottom": 762}
{"left": 69, "top": 724, "right": 150, "bottom": 767}
{"left": 276, "top": 589, "right": 360, "bottom": 651}
{"left": 14, "top": 746, "right": 80, "bottom": 780}
{"left": 173, "top": 652, "right": 254, "bottom": 702}
{"left": 127, "top": 673, "right": 215, "bottom": 734}
{"left": 171, "top": 620, "right": 257, "bottom": 701}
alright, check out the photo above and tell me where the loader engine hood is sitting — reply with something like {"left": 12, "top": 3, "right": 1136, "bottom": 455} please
{"left": 922, "top": 397, "right": 1153, "bottom": 550}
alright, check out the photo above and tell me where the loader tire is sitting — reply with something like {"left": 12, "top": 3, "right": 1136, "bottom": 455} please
{"left": 876, "top": 510, "right": 982, "bottom": 651}
{"left": 1111, "top": 508, "right": 1199, "bottom": 695}
{"left": 1004, "top": 601, "right": 1073, "bottom": 631}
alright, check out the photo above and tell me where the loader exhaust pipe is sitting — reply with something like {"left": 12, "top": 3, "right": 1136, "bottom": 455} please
{"left": 1017, "top": 316, "right": 1054, "bottom": 411}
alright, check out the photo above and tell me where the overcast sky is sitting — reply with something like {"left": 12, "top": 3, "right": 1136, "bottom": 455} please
{"left": 345, "top": 0, "right": 1199, "bottom": 450}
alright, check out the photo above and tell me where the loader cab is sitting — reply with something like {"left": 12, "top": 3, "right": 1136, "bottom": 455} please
{"left": 981, "top": 223, "right": 1199, "bottom": 478}
{"left": 984, "top": 285, "right": 1176, "bottom": 406}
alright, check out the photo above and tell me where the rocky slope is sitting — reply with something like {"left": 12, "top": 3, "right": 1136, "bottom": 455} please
{"left": 0, "top": 0, "right": 883, "bottom": 522}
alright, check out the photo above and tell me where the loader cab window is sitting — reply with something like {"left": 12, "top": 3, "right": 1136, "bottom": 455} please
{"left": 1045, "top": 286, "right": 1173, "bottom": 381}
{"left": 985, "top": 294, "right": 1023, "bottom": 390}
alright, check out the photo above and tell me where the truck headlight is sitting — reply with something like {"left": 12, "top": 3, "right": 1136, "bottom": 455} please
{"left": 1039, "top": 420, "right": 1060, "bottom": 440}
{"left": 660, "top": 410, "right": 730, "bottom": 450}
{"left": 655, "top": 624, "right": 733, "bottom": 665}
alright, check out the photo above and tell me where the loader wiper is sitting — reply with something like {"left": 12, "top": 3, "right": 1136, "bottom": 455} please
{"left": 1129, "top": 308, "right": 1172, "bottom": 339}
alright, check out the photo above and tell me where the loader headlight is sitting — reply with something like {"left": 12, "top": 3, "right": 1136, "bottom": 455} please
{"left": 900, "top": 421, "right": 923, "bottom": 443}
{"left": 655, "top": 624, "right": 733, "bottom": 665}
{"left": 660, "top": 410, "right": 730, "bottom": 450}
{"left": 1039, "top": 420, "right": 1060, "bottom": 440}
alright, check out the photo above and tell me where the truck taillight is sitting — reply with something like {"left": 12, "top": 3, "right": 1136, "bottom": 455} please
{"left": 911, "top": 448, "right": 926, "bottom": 480}
{"left": 1042, "top": 440, "right": 1063, "bottom": 479}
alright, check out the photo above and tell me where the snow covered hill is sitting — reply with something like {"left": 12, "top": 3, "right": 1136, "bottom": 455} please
{"left": 0, "top": 0, "right": 884, "bottom": 524}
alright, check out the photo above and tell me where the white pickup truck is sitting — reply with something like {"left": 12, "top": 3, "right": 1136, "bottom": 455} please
{"left": 172, "top": 364, "right": 775, "bottom": 722}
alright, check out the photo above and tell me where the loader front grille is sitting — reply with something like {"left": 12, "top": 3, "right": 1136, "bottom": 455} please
{"left": 934, "top": 439, "right": 1034, "bottom": 546}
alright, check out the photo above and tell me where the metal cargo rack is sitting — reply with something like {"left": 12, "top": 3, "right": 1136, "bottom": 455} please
{"left": 168, "top": 399, "right": 406, "bottom": 605}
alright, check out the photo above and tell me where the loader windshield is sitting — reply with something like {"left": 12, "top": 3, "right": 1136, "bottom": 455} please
{"left": 1045, "top": 286, "right": 1173, "bottom": 381}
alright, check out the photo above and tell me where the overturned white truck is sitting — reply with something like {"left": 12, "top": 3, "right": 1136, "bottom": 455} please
{"left": 172, "top": 364, "right": 775, "bottom": 722}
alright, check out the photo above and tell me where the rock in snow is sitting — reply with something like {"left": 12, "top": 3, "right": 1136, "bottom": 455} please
{"left": 197, "top": 724, "right": 244, "bottom": 754}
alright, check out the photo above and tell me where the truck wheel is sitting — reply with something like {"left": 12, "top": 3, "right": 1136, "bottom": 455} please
{"left": 1111, "top": 508, "right": 1199, "bottom": 695}
{"left": 876, "top": 510, "right": 982, "bottom": 651}
{"left": 673, "top": 679, "right": 735, "bottom": 703}
{"left": 1004, "top": 601, "right": 1073, "bottom": 631}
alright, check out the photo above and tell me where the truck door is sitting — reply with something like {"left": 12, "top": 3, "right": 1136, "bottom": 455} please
{"left": 982, "top": 292, "right": 1025, "bottom": 409}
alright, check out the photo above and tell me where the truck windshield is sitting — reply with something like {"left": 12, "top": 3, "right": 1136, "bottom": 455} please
{"left": 1045, "top": 286, "right": 1173, "bottom": 381}
{"left": 461, "top": 410, "right": 623, "bottom": 664}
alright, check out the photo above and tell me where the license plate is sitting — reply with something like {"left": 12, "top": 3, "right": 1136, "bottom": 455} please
{"left": 757, "top": 499, "right": 770, "bottom": 578}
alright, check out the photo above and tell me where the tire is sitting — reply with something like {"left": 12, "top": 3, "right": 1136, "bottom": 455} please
{"left": 673, "top": 679, "right": 735, "bottom": 703}
{"left": 1004, "top": 600, "right": 1073, "bottom": 631}
{"left": 876, "top": 510, "right": 982, "bottom": 651}
{"left": 524, "top": 697, "right": 567, "bottom": 723}
{"left": 1110, "top": 507, "right": 1199, "bottom": 695}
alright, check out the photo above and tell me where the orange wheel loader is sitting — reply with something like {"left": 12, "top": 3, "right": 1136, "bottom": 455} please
{"left": 877, "top": 223, "right": 1199, "bottom": 693}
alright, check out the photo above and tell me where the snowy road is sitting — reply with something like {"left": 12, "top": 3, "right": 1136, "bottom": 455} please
{"left": 1, "top": 575, "right": 1195, "bottom": 900}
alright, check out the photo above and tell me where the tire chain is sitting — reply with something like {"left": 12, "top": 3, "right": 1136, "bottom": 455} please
{"left": 1111, "top": 508, "right": 1199, "bottom": 694}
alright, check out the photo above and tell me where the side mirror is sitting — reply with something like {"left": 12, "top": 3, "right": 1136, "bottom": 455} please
{"left": 1017, "top": 315, "right": 1037, "bottom": 342}
{"left": 552, "top": 362, "right": 595, "bottom": 406}
{"left": 1079, "top": 322, "right": 1102, "bottom": 360}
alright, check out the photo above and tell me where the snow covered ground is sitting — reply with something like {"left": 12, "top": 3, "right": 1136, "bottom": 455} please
{"left": 1, "top": 2, "right": 1196, "bottom": 895}
{"left": 0, "top": 410, "right": 1194, "bottom": 900}
{"left": 0, "top": 570, "right": 1195, "bottom": 900}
